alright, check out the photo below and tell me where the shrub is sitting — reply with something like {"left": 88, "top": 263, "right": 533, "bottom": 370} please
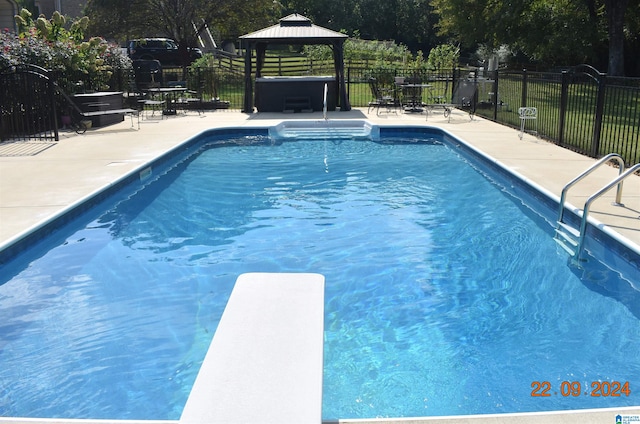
{"left": 1, "top": 9, "right": 131, "bottom": 93}
{"left": 302, "top": 37, "right": 412, "bottom": 65}
{"left": 426, "top": 44, "right": 460, "bottom": 71}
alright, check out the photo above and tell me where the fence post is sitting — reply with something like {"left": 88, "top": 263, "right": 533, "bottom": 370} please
{"left": 521, "top": 68, "right": 527, "bottom": 107}
{"left": 444, "top": 66, "right": 456, "bottom": 103}
{"left": 451, "top": 68, "right": 458, "bottom": 103}
{"left": 49, "top": 71, "right": 59, "bottom": 141}
{"left": 558, "top": 70, "right": 570, "bottom": 145}
{"left": 346, "top": 67, "right": 351, "bottom": 101}
{"left": 591, "top": 72, "right": 606, "bottom": 157}
{"left": 492, "top": 70, "right": 499, "bottom": 121}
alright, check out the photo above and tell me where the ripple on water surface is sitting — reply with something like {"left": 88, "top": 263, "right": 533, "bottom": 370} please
{"left": 0, "top": 137, "right": 639, "bottom": 419}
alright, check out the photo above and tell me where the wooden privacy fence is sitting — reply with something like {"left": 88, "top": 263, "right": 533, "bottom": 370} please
{"left": 208, "top": 52, "right": 399, "bottom": 77}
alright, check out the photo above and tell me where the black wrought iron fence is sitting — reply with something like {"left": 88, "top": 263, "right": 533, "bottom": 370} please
{"left": 345, "top": 67, "right": 457, "bottom": 108}
{"left": 187, "top": 67, "right": 245, "bottom": 109}
{"left": 487, "top": 70, "right": 565, "bottom": 142}
{"left": 2, "top": 59, "right": 639, "bottom": 165}
{"left": 598, "top": 75, "right": 640, "bottom": 163}
{"left": 476, "top": 65, "right": 639, "bottom": 165}
{"left": 1, "top": 64, "right": 58, "bottom": 142}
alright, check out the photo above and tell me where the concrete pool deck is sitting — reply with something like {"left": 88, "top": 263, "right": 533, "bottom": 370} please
{"left": 0, "top": 107, "right": 639, "bottom": 424}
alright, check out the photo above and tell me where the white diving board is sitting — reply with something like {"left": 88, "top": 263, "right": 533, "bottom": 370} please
{"left": 180, "top": 272, "right": 325, "bottom": 424}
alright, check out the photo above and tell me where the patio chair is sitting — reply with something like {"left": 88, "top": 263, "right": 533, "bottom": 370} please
{"left": 181, "top": 87, "right": 205, "bottom": 115}
{"left": 132, "top": 60, "right": 163, "bottom": 91}
{"left": 447, "top": 78, "right": 477, "bottom": 120}
{"left": 140, "top": 92, "right": 165, "bottom": 119}
{"left": 125, "top": 78, "right": 145, "bottom": 110}
{"left": 368, "top": 78, "right": 399, "bottom": 115}
{"left": 518, "top": 107, "right": 538, "bottom": 139}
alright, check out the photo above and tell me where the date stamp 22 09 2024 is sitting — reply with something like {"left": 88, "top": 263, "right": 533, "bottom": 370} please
{"left": 531, "top": 381, "right": 631, "bottom": 397}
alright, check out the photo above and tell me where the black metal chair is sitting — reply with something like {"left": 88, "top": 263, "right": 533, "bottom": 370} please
{"left": 367, "top": 78, "right": 399, "bottom": 115}
{"left": 132, "top": 60, "right": 163, "bottom": 91}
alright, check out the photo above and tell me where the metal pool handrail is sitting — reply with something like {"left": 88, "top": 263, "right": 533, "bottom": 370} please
{"left": 557, "top": 153, "right": 626, "bottom": 224}
{"left": 575, "top": 162, "right": 640, "bottom": 257}
{"left": 323, "top": 83, "right": 328, "bottom": 120}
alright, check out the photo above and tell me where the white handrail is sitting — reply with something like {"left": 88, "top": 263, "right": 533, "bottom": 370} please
{"left": 323, "top": 83, "right": 328, "bottom": 120}
{"left": 557, "top": 153, "right": 626, "bottom": 224}
{"left": 575, "top": 163, "right": 640, "bottom": 257}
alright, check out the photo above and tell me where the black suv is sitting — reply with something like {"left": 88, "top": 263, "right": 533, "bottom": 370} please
{"left": 127, "top": 38, "right": 203, "bottom": 66}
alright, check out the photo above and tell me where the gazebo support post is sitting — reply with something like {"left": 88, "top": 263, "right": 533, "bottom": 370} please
{"left": 332, "top": 40, "right": 350, "bottom": 111}
{"left": 243, "top": 41, "right": 253, "bottom": 113}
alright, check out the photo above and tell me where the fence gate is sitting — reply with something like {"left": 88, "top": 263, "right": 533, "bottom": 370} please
{"left": 0, "top": 64, "right": 59, "bottom": 142}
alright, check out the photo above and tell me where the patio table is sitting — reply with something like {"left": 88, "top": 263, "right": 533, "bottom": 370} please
{"left": 397, "top": 83, "right": 432, "bottom": 113}
{"left": 147, "top": 87, "right": 188, "bottom": 115}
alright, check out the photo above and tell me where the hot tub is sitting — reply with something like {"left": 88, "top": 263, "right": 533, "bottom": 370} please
{"left": 255, "top": 76, "right": 336, "bottom": 112}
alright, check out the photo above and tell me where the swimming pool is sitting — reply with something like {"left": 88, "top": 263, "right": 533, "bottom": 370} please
{"left": 0, "top": 124, "right": 638, "bottom": 420}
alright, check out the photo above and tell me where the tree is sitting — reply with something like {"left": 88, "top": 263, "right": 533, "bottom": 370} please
{"left": 517, "top": 0, "right": 601, "bottom": 66}
{"left": 432, "top": 0, "right": 637, "bottom": 75}
{"left": 85, "top": 0, "right": 279, "bottom": 61}
{"left": 623, "top": 0, "right": 640, "bottom": 74}
{"left": 431, "top": 0, "right": 494, "bottom": 49}
{"left": 427, "top": 43, "right": 460, "bottom": 71}
{"left": 84, "top": 0, "right": 149, "bottom": 42}
{"left": 604, "top": 0, "right": 629, "bottom": 75}
{"left": 283, "top": 0, "right": 441, "bottom": 52}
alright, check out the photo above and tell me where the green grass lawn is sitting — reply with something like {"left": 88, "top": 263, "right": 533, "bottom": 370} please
{"left": 475, "top": 75, "right": 639, "bottom": 164}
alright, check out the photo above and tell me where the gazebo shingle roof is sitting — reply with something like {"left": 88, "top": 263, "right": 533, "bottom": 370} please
{"left": 239, "top": 14, "right": 347, "bottom": 43}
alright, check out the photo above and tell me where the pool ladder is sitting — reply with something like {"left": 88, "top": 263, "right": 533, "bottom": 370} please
{"left": 555, "top": 153, "right": 640, "bottom": 259}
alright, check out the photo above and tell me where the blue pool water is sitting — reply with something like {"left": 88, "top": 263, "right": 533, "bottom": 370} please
{"left": 0, "top": 128, "right": 639, "bottom": 419}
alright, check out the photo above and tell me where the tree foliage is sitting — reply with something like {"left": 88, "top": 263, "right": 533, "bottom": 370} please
{"left": 84, "top": 0, "right": 149, "bottom": 42}
{"left": 43, "top": 0, "right": 640, "bottom": 76}
{"left": 432, "top": 0, "right": 639, "bottom": 75}
{"left": 282, "top": 0, "right": 441, "bottom": 52}
{"left": 427, "top": 43, "right": 459, "bottom": 71}
{"left": 85, "top": 0, "right": 280, "bottom": 56}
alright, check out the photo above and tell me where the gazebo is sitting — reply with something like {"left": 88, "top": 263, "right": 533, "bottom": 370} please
{"left": 239, "top": 14, "right": 351, "bottom": 113}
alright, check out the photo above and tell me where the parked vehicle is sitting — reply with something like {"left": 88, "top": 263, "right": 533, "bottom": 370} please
{"left": 127, "top": 38, "right": 202, "bottom": 66}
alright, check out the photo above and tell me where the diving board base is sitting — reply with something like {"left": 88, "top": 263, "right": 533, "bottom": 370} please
{"left": 180, "top": 272, "right": 325, "bottom": 424}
